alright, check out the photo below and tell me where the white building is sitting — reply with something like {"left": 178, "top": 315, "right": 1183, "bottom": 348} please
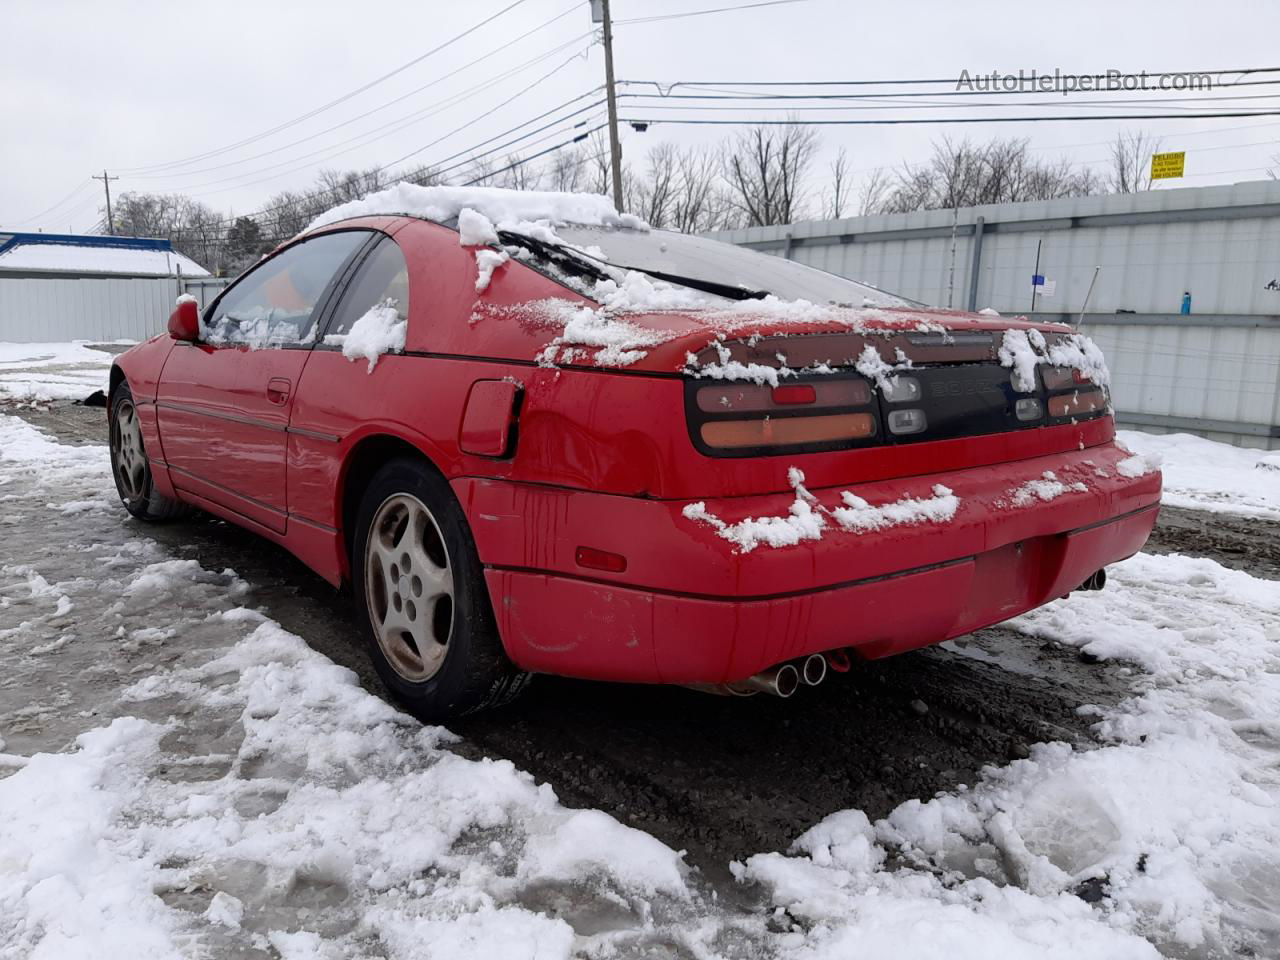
{"left": 0, "top": 232, "right": 210, "bottom": 343}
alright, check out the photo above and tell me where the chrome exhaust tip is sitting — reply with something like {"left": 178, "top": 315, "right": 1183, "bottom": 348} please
{"left": 801, "top": 653, "right": 827, "bottom": 686}
{"left": 683, "top": 662, "right": 802, "bottom": 699}
{"left": 735, "top": 662, "right": 800, "bottom": 698}
{"left": 1078, "top": 568, "right": 1107, "bottom": 591}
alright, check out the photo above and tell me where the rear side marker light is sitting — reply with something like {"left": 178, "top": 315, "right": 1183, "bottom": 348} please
{"left": 575, "top": 546, "right": 627, "bottom": 573}
{"left": 887, "top": 409, "right": 927, "bottom": 435}
{"left": 882, "top": 376, "right": 921, "bottom": 403}
{"left": 771, "top": 385, "right": 816, "bottom": 405}
{"left": 701, "top": 412, "right": 876, "bottom": 449}
{"left": 1015, "top": 398, "right": 1043, "bottom": 421}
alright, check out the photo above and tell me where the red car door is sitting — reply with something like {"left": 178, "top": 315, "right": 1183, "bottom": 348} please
{"left": 157, "top": 230, "right": 373, "bottom": 533}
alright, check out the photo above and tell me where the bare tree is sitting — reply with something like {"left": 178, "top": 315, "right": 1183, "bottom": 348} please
{"left": 823, "top": 148, "right": 851, "bottom": 219}
{"left": 722, "top": 122, "right": 819, "bottom": 226}
{"left": 629, "top": 142, "right": 681, "bottom": 228}
{"left": 546, "top": 148, "right": 585, "bottom": 193}
{"left": 880, "top": 137, "right": 1098, "bottom": 212}
{"left": 671, "top": 146, "right": 731, "bottom": 233}
{"left": 1107, "top": 131, "right": 1162, "bottom": 193}
{"left": 857, "top": 167, "right": 892, "bottom": 215}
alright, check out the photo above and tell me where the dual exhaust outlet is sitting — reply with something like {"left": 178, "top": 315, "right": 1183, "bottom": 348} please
{"left": 690, "top": 567, "right": 1110, "bottom": 700}
{"left": 688, "top": 652, "right": 830, "bottom": 699}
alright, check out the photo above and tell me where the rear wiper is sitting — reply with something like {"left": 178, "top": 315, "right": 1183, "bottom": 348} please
{"left": 497, "top": 230, "right": 612, "bottom": 284}
{"left": 498, "top": 229, "right": 769, "bottom": 302}
{"left": 607, "top": 264, "right": 770, "bottom": 302}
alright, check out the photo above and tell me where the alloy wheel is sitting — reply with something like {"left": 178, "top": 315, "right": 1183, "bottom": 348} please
{"left": 112, "top": 400, "right": 146, "bottom": 502}
{"left": 364, "top": 493, "right": 455, "bottom": 682}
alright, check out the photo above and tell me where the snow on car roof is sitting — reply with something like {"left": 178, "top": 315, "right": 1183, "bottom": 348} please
{"left": 305, "top": 182, "right": 648, "bottom": 235}
{"left": 0, "top": 242, "right": 211, "bottom": 278}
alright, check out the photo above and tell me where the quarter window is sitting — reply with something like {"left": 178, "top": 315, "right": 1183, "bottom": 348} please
{"left": 325, "top": 237, "right": 410, "bottom": 340}
{"left": 206, "top": 231, "right": 368, "bottom": 347}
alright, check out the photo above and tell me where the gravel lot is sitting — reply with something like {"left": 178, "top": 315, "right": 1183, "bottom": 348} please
{"left": 9, "top": 398, "right": 1275, "bottom": 890}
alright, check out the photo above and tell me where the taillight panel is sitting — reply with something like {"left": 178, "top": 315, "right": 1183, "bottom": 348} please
{"left": 685, "top": 360, "right": 1109, "bottom": 458}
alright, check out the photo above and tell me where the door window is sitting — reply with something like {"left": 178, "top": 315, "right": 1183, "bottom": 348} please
{"left": 205, "top": 231, "right": 369, "bottom": 348}
{"left": 323, "top": 237, "right": 411, "bottom": 341}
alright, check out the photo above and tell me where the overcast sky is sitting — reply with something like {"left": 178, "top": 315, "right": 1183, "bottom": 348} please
{"left": 3, "top": 0, "right": 1279, "bottom": 233}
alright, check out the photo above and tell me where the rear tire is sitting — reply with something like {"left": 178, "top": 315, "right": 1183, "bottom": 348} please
{"left": 109, "top": 381, "right": 190, "bottom": 521}
{"left": 352, "top": 457, "right": 528, "bottom": 721}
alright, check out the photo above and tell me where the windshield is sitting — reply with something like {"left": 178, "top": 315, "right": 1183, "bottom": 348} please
{"left": 548, "top": 225, "right": 916, "bottom": 308}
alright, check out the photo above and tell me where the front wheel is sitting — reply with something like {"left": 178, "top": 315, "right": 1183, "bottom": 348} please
{"left": 109, "top": 381, "right": 189, "bottom": 521}
{"left": 352, "top": 458, "right": 528, "bottom": 721}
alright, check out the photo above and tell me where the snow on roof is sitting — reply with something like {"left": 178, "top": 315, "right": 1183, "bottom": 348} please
{"left": 0, "top": 240, "right": 210, "bottom": 278}
{"left": 305, "top": 182, "right": 647, "bottom": 234}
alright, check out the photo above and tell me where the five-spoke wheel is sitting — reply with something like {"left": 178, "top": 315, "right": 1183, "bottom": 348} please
{"left": 364, "top": 493, "right": 455, "bottom": 682}
{"left": 353, "top": 458, "right": 528, "bottom": 720}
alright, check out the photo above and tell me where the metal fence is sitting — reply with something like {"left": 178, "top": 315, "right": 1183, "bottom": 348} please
{"left": 0, "top": 275, "right": 231, "bottom": 343}
{"left": 710, "top": 181, "right": 1280, "bottom": 449}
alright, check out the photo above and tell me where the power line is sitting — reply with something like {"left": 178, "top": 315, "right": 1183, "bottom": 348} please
{"left": 620, "top": 109, "right": 1280, "bottom": 127}
{"left": 628, "top": 66, "right": 1280, "bottom": 89}
{"left": 7, "top": 179, "right": 95, "bottom": 226}
{"left": 615, "top": 0, "right": 810, "bottom": 25}
{"left": 130, "top": 10, "right": 589, "bottom": 183}
{"left": 118, "top": 0, "right": 537, "bottom": 175}
{"left": 156, "top": 43, "right": 595, "bottom": 197}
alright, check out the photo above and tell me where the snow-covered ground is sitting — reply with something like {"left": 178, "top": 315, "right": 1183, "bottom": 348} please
{"left": 0, "top": 341, "right": 121, "bottom": 403}
{"left": 1118, "top": 429, "right": 1280, "bottom": 522}
{"left": 2, "top": 350, "right": 1279, "bottom": 957}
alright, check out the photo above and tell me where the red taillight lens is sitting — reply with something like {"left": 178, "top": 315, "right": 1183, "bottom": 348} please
{"left": 772, "top": 384, "right": 816, "bottom": 405}
{"left": 695, "top": 379, "right": 870, "bottom": 413}
{"left": 701, "top": 413, "right": 876, "bottom": 449}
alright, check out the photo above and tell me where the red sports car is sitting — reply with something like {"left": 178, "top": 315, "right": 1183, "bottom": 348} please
{"left": 109, "top": 187, "right": 1161, "bottom": 720}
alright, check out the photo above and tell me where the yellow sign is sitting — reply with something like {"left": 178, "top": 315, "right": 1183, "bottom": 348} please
{"left": 1151, "top": 151, "right": 1186, "bottom": 180}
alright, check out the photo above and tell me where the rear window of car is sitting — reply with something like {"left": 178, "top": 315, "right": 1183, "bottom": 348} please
{"left": 551, "top": 225, "right": 912, "bottom": 307}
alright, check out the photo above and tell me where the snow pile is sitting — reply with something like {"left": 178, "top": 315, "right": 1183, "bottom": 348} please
{"left": 998, "top": 329, "right": 1111, "bottom": 392}
{"left": 533, "top": 301, "right": 669, "bottom": 368}
{"left": 1006, "top": 470, "right": 1089, "bottom": 506}
{"left": 0, "top": 341, "right": 119, "bottom": 403}
{"left": 739, "top": 552, "right": 1280, "bottom": 957}
{"left": 324, "top": 298, "right": 406, "bottom": 372}
{"left": 1118, "top": 431, "right": 1278, "bottom": 521}
{"left": 683, "top": 468, "right": 959, "bottom": 553}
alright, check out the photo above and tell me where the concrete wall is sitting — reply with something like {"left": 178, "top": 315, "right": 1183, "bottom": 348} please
{"left": 710, "top": 181, "right": 1280, "bottom": 449}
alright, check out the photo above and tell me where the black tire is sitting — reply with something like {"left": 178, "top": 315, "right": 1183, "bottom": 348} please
{"left": 109, "top": 381, "right": 191, "bottom": 522}
{"left": 352, "top": 457, "right": 529, "bottom": 721}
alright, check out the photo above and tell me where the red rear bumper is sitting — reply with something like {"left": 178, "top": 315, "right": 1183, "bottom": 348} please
{"left": 456, "top": 440, "right": 1161, "bottom": 684}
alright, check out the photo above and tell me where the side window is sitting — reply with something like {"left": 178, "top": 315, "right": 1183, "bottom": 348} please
{"left": 324, "top": 237, "right": 410, "bottom": 341}
{"left": 206, "top": 231, "right": 369, "bottom": 348}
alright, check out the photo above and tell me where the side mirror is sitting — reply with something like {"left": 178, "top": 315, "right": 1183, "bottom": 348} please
{"left": 168, "top": 297, "right": 200, "bottom": 341}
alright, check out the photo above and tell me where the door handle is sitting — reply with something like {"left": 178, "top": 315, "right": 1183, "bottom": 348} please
{"left": 266, "top": 378, "right": 292, "bottom": 405}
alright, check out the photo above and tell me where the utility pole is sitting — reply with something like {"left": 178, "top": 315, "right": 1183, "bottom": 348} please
{"left": 92, "top": 170, "right": 119, "bottom": 235}
{"left": 590, "top": 0, "right": 624, "bottom": 213}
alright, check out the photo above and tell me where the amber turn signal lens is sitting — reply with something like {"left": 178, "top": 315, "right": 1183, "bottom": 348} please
{"left": 701, "top": 413, "right": 876, "bottom": 449}
{"left": 1048, "top": 390, "right": 1105, "bottom": 418}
